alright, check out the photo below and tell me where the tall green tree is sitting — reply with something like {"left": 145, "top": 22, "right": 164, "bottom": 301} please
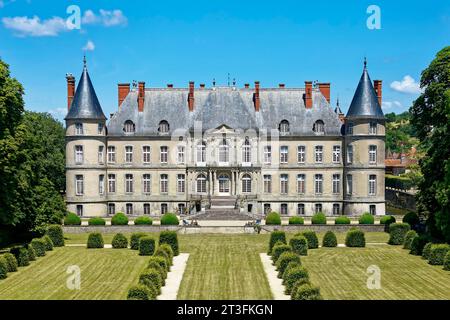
{"left": 410, "top": 46, "right": 450, "bottom": 242}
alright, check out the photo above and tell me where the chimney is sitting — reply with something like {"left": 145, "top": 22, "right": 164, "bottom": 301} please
{"left": 244, "top": 83, "right": 250, "bottom": 89}
{"left": 118, "top": 83, "right": 130, "bottom": 108}
{"left": 167, "top": 84, "right": 173, "bottom": 88}
{"left": 66, "top": 74, "right": 75, "bottom": 110}
{"left": 279, "top": 83, "right": 285, "bottom": 88}
{"left": 374, "top": 80, "right": 382, "bottom": 106}
{"left": 304, "top": 81, "right": 313, "bottom": 109}
{"left": 200, "top": 83, "right": 205, "bottom": 88}
{"left": 253, "top": 81, "right": 260, "bottom": 112}
{"left": 138, "top": 82, "right": 145, "bottom": 112}
{"left": 188, "top": 81, "right": 195, "bottom": 112}
{"left": 318, "top": 83, "right": 330, "bottom": 103}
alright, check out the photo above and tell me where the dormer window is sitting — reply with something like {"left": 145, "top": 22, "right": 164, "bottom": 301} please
{"left": 75, "top": 123, "right": 83, "bottom": 135}
{"left": 158, "top": 120, "right": 169, "bottom": 134}
{"left": 313, "top": 120, "right": 325, "bottom": 135}
{"left": 279, "top": 120, "right": 290, "bottom": 135}
{"left": 123, "top": 120, "right": 135, "bottom": 134}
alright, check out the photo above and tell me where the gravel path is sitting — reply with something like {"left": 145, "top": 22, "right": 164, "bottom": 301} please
{"left": 259, "top": 253, "right": 290, "bottom": 300}
{"left": 158, "top": 253, "right": 190, "bottom": 300}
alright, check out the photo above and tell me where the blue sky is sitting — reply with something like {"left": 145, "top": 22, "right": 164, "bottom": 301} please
{"left": 0, "top": 0, "right": 449, "bottom": 121}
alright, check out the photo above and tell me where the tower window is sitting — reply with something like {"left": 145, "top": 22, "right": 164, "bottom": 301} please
{"left": 75, "top": 175, "right": 84, "bottom": 195}
{"left": 75, "top": 145, "right": 83, "bottom": 164}
{"left": 369, "top": 175, "right": 377, "bottom": 196}
{"left": 98, "top": 123, "right": 104, "bottom": 135}
{"left": 75, "top": 123, "right": 83, "bottom": 135}
{"left": 369, "top": 121, "right": 377, "bottom": 135}
{"left": 347, "top": 145, "right": 353, "bottom": 164}
{"left": 369, "top": 145, "right": 377, "bottom": 164}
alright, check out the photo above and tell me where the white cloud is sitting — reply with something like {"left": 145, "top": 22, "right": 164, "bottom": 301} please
{"left": 390, "top": 75, "right": 422, "bottom": 94}
{"left": 82, "top": 9, "right": 127, "bottom": 27}
{"left": 382, "top": 101, "right": 402, "bottom": 110}
{"left": 82, "top": 40, "right": 95, "bottom": 51}
{"left": 2, "top": 15, "right": 68, "bottom": 37}
{"left": 48, "top": 107, "right": 67, "bottom": 118}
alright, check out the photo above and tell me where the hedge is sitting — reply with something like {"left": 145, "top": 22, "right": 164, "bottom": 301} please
{"left": 27, "top": 245, "right": 36, "bottom": 261}
{"left": 334, "top": 216, "right": 351, "bottom": 225}
{"left": 290, "top": 278, "right": 311, "bottom": 298}
{"left": 292, "top": 284, "right": 323, "bottom": 300}
{"left": 10, "top": 247, "right": 29, "bottom": 267}
{"left": 422, "top": 243, "right": 433, "bottom": 260}
{"left": 272, "top": 244, "right": 292, "bottom": 264}
{"left": 345, "top": 228, "right": 365, "bottom": 247}
{"left": 147, "top": 260, "right": 167, "bottom": 284}
{"left": 159, "top": 231, "right": 179, "bottom": 256}
{"left": 388, "top": 223, "right": 410, "bottom": 245}
{"left": 127, "top": 284, "right": 154, "bottom": 300}
{"left": 289, "top": 236, "right": 308, "bottom": 256}
{"left": 139, "top": 237, "right": 156, "bottom": 256}
{"left": 3, "top": 253, "right": 18, "bottom": 272}
{"left": 428, "top": 244, "right": 450, "bottom": 265}
{"left": 88, "top": 217, "right": 106, "bottom": 226}
{"left": 283, "top": 266, "right": 309, "bottom": 295}
{"left": 87, "top": 233, "right": 104, "bottom": 248}
{"left": 148, "top": 256, "right": 169, "bottom": 273}
{"left": 134, "top": 216, "right": 153, "bottom": 225}
{"left": 30, "top": 238, "right": 46, "bottom": 257}
{"left": 322, "top": 231, "right": 337, "bottom": 247}
{"left": 139, "top": 268, "right": 163, "bottom": 294}
{"left": 311, "top": 212, "right": 327, "bottom": 225}
{"left": 288, "top": 216, "right": 304, "bottom": 225}
{"left": 158, "top": 243, "right": 174, "bottom": 264}
{"left": 403, "top": 212, "right": 420, "bottom": 227}
{"left": 300, "top": 231, "right": 318, "bottom": 249}
{"left": 403, "top": 230, "right": 418, "bottom": 250}
{"left": 0, "top": 257, "right": 8, "bottom": 280}
{"left": 154, "top": 247, "right": 171, "bottom": 267}
{"left": 282, "top": 261, "right": 302, "bottom": 280}
{"left": 64, "top": 212, "right": 81, "bottom": 225}
{"left": 385, "top": 174, "right": 414, "bottom": 190}
{"left": 409, "top": 235, "right": 429, "bottom": 256}
{"left": 112, "top": 233, "right": 128, "bottom": 249}
{"left": 130, "top": 233, "right": 147, "bottom": 250}
{"left": 268, "top": 231, "right": 287, "bottom": 255}
{"left": 42, "top": 235, "right": 54, "bottom": 251}
{"left": 265, "top": 212, "right": 281, "bottom": 225}
{"left": 46, "top": 225, "right": 65, "bottom": 247}
{"left": 160, "top": 213, "right": 179, "bottom": 225}
{"left": 276, "top": 252, "right": 301, "bottom": 278}
{"left": 380, "top": 215, "right": 396, "bottom": 226}
{"left": 111, "top": 212, "right": 128, "bottom": 225}
{"left": 358, "top": 213, "right": 374, "bottom": 225}
{"left": 444, "top": 252, "right": 450, "bottom": 271}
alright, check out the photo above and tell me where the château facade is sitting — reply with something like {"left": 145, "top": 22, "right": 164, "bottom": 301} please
{"left": 65, "top": 59, "right": 385, "bottom": 218}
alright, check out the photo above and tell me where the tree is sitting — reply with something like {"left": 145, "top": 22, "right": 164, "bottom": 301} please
{"left": 410, "top": 46, "right": 450, "bottom": 242}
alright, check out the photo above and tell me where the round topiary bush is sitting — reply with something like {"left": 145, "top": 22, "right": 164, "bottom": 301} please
{"left": 139, "top": 268, "right": 163, "bottom": 294}
{"left": 403, "top": 212, "right": 420, "bottom": 227}
{"left": 127, "top": 284, "right": 154, "bottom": 300}
{"left": 10, "top": 247, "right": 29, "bottom": 267}
{"left": 291, "top": 284, "right": 323, "bottom": 300}
{"left": 134, "top": 216, "right": 153, "bottom": 225}
{"left": 268, "top": 231, "right": 287, "bottom": 254}
{"left": 0, "top": 257, "right": 8, "bottom": 280}
{"left": 154, "top": 247, "right": 171, "bottom": 266}
{"left": 159, "top": 231, "right": 179, "bottom": 256}
{"left": 284, "top": 266, "right": 309, "bottom": 295}
{"left": 380, "top": 215, "right": 396, "bottom": 226}
{"left": 322, "top": 231, "right": 338, "bottom": 247}
{"left": 148, "top": 256, "right": 169, "bottom": 273}
{"left": 111, "top": 212, "right": 129, "bottom": 225}
{"left": 64, "top": 212, "right": 81, "bottom": 225}
{"left": 130, "top": 233, "right": 147, "bottom": 250}
{"left": 300, "top": 231, "right": 318, "bottom": 249}
{"left": 282, "top": 261, "right": 302, "bottom": 280}
{"left": 30, "top": 238, "right": 46, "bottom": 257}
{"left": 42, "top": 235, "right": 54, "bottom": 251}
{"left": 288, "top": 216, "right": 304, "bottom": 225}
{"left": 88, "top": 217, "right": 106, "bottom": 226}
{"left": 160, "top": 213, "right": 179, "bottom": 225}
{"left": 289, "top": 236, "right": 308, "bottom": 256}
{"left": 443, "top": 251, "right": 450, "bottom": 271}
{"left": 403, "top": 230, "right": 418, "bottom": 250}
{"left": 410, "top": 235, "right": 429, "bottom": 256}
{"left": 112, "top": 233, "right": 128, "bottom": 249}
{"left": 388, "top": 223, "right": 411, "bottom": 245}
{"left": 265, "top": 212, "right": 281, "bottom": 225}
{"left": 358, "top": 213, "right": 375, "bottom": 224}
{"left": 271, "top": 244, "right": 292, "bottom": 264}
{"left": 334, "top": 216, "right": 351, "bottom": 225}
{"left": 290, "top": 278, "right": 311, "bottom": 298}
{"left": 428, "top": 244, "right": 450, "bottom": 265}
{"left": 276, "top": 252, "right": 301, "bottom": 278}
{"left": 158, "top": 243, "right": 174, "bottom": 263}
{"left": 139, "top": 237, "right": 155, "bottom": 256}
{"left": 87, "top": 232, "right": 104, "bottom": 248}
{"left": 311, "top": 212, "right": 327, "bottom": 225}
{"left": 422, "top": 242, "right": 433, "bottom": 260}
{"left": 2, "top": 253, "right": 18, "bottom": 272}
{"left": 147, "top": 260, "right": 167, "bottom": 284}
{"left": 345, "top": 228, "right": 366, "bottom": 247}
{"left": 27, "top": 245, "right": 36, "bottom": 261}
{"left": 46, "top": 225, "right": 65, "bottom": 247}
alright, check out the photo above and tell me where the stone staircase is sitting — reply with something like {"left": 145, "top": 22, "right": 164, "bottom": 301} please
{"left": 195, "top": 196, "right": 252, "bottom": 220}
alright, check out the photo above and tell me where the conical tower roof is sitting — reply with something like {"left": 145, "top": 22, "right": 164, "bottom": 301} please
{"left": 65, "top": 57, "right": 106, "bottom": 120}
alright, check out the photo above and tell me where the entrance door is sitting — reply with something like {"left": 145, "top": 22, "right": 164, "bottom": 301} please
{"left": 218, "top": 174, "right": 230, "bottom": 195}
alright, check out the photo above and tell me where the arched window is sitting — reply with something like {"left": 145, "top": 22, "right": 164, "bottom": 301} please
{"left": 158, "top": 120, "right": 169, "bottom": 134}
{"left": 313, "top": 120, "right": 325, "bottom": 134}
{"left": 196, "top": 174, "right": 207, "bottom": 194}
{"left": 123, "top": 120, "right": 135, "bottom": 133}
{"left": 197, "top": 141, "right": 206, "bottom": 163}
{"left": 279, "top": 120, "right": 290, "bottom": 135}
{"left": 242, "top": 138, "right": 251, "bottom": 164}
{"left": 242, "top": 174, "right": 252, "bottom": 193}
{"left": 218, "top": 139, "right": 229, "bottom": 163}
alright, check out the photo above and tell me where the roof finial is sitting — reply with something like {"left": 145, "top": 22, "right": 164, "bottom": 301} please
{"left": 83, "top": 54, "right": 87, "bottom": 69}
{"left": 364, "top": 56, "right": 367, "bottom": 69}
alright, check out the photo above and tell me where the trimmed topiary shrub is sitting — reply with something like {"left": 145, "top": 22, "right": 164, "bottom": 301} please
{"left": 10, "top": 247, "right": 29, "bottom": 267}
{"left": 289, "top": 236, "right": 308, "bottom": 256}
{"left": 139, "top": 268, "right": 163, "bottom": 294}
{"left": 154, "top": 247, "right": 171, "bottom": 267}
{"left": 147, "top": 260, "right": 167, "bottom": 284}
{"left": 111, "top": 212, "right": 128, "bottom": 225}
{"left": 27, "top": 245, "right": 36, "bottom": 261}
{"left": 3, "top": 253, "right": 18, "bottom": 272}
{"left": 428, "top": 244, "right": 450, "bottom": 265}
{"left": 322, "top": 231, "right": 337, "bottom": 247}
{"left": 148, "top": 256, "right": 169, "bottom": 273}
{"left": 0, "top": 257, "right": 8, "bottom": 279}
{"left": 288, "top": 216, "right": 304, "bottom": 225}
{"left": 127, "top": 284, "right": 154, "bottom": 300}
{"left": 358, "top": 213, "right": 374, "bottom": 225}
{"left": 159, "top": 231, "right": 179, "bottom": 256}
{"left": 311, "top": 212, "right": 327, "bottom": 225}
{"left": 380, "top": 215, "right": 396, "bottom": 226}
{"left": 410, "top": 235, "right": 429, "bottom": 256}
{"left": 291, "top": 284, "right": 323, "bottom": 300}
{"left": 112, "top": 233, "right": 128, "bottom": 249}
{"left": 422, "top": 242, "right": 433, "bottom": 260}
{"left": 42, "top": 235, "right": 54, "bottom": 251}
{"left": 139, "top": 237, "right": 155, "bottom": 256}
{"left": 46, "top": 225, "right": 65, "bottom": 247}
{"left": 284, "top": 266, "right": 309, "bottom": 295}
{"left": 88, "top": 217, "right": 106, "bottom": 226}
{"left": 403, "top": 212, "right": 420, "bottom": 227}
{"left": 388, "top": 223, "right": 410, "bottom": 245}
{"left": 290, "top": 278, "right": 311, "bottom": 298}
{"left": 282, "top": 261, "right": 302, "bottom": 280}
{"left": 265, "top": 212, "right": 281, "bottom": 225}
{"left": 87, "top": 232, "right": 104, "bottom": 248}
{"left": 130, "top": 233, "right": 147, "bottom": 250}
{"left": 158, "top": 243, "right": 174, "bottom": 264}
{"left": 268, "top": 231, "right": 287, "bottom": 254}
{"left": 64, "top": 212, "right": 81, "bottom": 225}
{"left": 272, "top": 244, "right": 292, "bottom": 264}
{"left": 403, "top": 230, "right": 418, "bottom": 250}
{"left": 134, "top": 216, "right": 153, "bottom": 225}
{"left": 160, "top": 213, "right": 179, "bottom": 225}
{"left": 334, "top": 216, "right": 351, "bottom": 225}
{"left": 345, "top": 228, "right": 365, "bottom": 247}
{"left": 300, "top": 231, "right": 318, "bottom": 249}
{"left": 30, "top": 238, "right": 46, "bottom": 257}
{"left": 276, "top": 252, "right": 301, "bottom": 278}
{"left": 443, "top": 251, "right": 450, "bottom": 271}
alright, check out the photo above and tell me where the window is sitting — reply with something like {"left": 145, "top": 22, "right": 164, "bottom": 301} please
{"left": 177, "top": 146, "right": 185, "bottom": 164}
{"left": 369, "top": 145, "right": 377, "bottom": 164}
{"left": 76, "top": 205, "right": 83, "bottom": 216}
{"left": 242, "top": 174, "right": 252, "bottom": 193}
{"left": 280, "top": 174, "right": 288, "bottom": 194}
{"left": 242, "top": 138, "right": 251, "bottom": 164}
{"left": 107, "top": 146, "right": 116, "bottom": 163}
{"left": 143, "top": 146, "right": 151, "bottom": 163}
{"left": 263, "top": 175, "right": 272, "bottom": 193}
{"left": 99, "top": 175, "right": 105, "bottom": 195}
{"left": 160, "top": 146, "right": 168, "bottom": 163}
{"left": 218, "top": 139, "right": 229, "bottom": 163}
{"left": 98, "top": 146, "right": 104, "bottom": 164}
{"left": 332, "top": 174, "right": 341, "bottom": 194}
{"left": 158, "top": 120, "right": 169, "bottom": 134}
{"left": 347, "top": 122, "right": 353, "bottom": 135}
{"left": 196, "top": 174, "right": 207, "bottom": 193}
{"left": 177, "top": 174, "right": 185, "bottom": 193}
{"left": 297, "top": 174, "right": 305, "bottom": 194}
{"left": 264, "top": 145, "right": 272, "bottom": 164}
{"left": 369, "top": 121, "right": 377, "bottom": 135}
{"left": 313, "top": 120, "right": 324, "bottom": 134}
{"left": 280, "top": 203, "right": 288, "bottom": 215}
{"left": 264, "top": 204, "right": 271, "bottom": 214}
{"left": 125, "top": 146, "right": 133, "bottom": 163}
{"left": 108, "top": 203, "right": 115, "bottom": 215}
{"left": 161, "top": 203, "right": 168, "bottom": 215}
{"left": 280, "top": 146, "right": 288, "bottom": 164}
{"left": 315, "top": 174, "right": 323, "bottom": 194}
{"left": 197, "top": 142, "right": 206, "bottom": 163}
{"left": 75, "top": 175, "right": 84, "bottom": 195}
{"left": 75, "top": 145, "right": 83, "bottom": 164}
{"left": 346, "top": 174, "right": 353, "bottom": 195}
{"left": 143, "top": 174, "right": 151, "bottom": 194}
{"left": 124, "top": 120, "right": 135, "bottom": 133}
{"left": 144, "top": 203, "right": 151, "bottom": 215}
{"left": 160, "top": 174, "right": 168, "bottom": 193}
{"left": 297, "top": 146, "right": 305, "bottom": 163}
{"left": 369, "top": 175, "right": 377, "bottom": 196}
{"left": 315, "top": 203, "right": 323, "bottom": 213}
{"left": 279, "top": 120, "right": 290, "bottom": 135}
{"left": 75, "top": 123, "right": 83, "bottom": 135}
{"left": 315, "top": 146, "right": 323, "bottom": 163}
{"left": 333, "top": 146, "right": 341, "bottom": 163}
{"left": 126, "top": 203, "right": 133, "bottom": 215}
{"left": 108, "top": 174, "right": 116, "bottom": 193}
{"left": 297, "top": 204, "right": 305, "bottom": 215}
{"left": 98, "top": 123, "right": 104, "bottom": 135}
{"left": 178, "top": 203, "right": 186, "bottom": 215}
{"left": 370, "top": 205, "right": 376, "bottom": 215}
{"left": 125, "top": 174, "right": 134, "bottom": 193}
{"left": 333, "top": 204, "right": 340, "bottom": 215}
{"left": 347, "top": 145, "right": 353, "bottom": 164}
